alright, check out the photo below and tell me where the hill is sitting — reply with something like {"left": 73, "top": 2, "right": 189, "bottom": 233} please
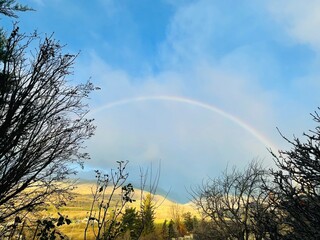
{"left": 62, "top": 181, "right": 199, "bottom": 222}
{"left": 44, "top": 181, "right": 199, "bottom": 239}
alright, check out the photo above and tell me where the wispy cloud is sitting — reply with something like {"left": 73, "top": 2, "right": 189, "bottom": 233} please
{"left": 267, "top": 0, "right": 320, "bottom": 51}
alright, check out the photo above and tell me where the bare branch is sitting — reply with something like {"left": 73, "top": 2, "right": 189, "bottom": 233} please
{"left": 0, "top": 27, "right": 96, "bottom": 224}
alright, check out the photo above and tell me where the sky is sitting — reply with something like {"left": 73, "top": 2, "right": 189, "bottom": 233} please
{"left": 3, "top": 0, "right": 320, "bottom": 202}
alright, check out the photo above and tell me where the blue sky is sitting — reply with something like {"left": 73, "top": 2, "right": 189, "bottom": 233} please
{"left": 4, "top": 0, "right": 320, "bottom": 202}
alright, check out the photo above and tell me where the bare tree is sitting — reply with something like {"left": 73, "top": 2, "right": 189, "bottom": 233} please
{"left": 268, "top": 110, "right": 320, "bottom": 239}
{"left": 84, "top": 161, "right": 135, "bottom": 240}
{"left": 0, "top": 27, "right": 96, "bottom": 224}
{"left": 191, "top": 160, "right": 272, "bottom": 240}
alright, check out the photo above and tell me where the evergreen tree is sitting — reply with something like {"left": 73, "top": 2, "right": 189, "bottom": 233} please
{"left": 168, "top": 219, "right": 176, "bottom": 239}
{"left": 141, "top": 193, "right": 155, "bottom": 235}
{"left": 183, "top": 212, "right": 195, "bottom": 233}
{"left": 121, "top": 207, "right": 140, "bottom": 240}
{"left": 161, "top": 219, "right": 168, "bottom": 240}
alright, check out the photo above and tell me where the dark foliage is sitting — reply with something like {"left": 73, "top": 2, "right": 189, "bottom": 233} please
{"left": 269, "top": 111, "right": 320, "bottom": 239}
{"left": 33, "top": 213, "right": 71, "bottom": 240}
{"left": 183, "top": 212, "right": 197, "bottom": 233}
{"left": 121, "top": 207, "right": 140, "bottom": 240}
{"left": 0, "top": 0, "right": 32, "bottom": 18}
{"left": 193, "top": 219, "right": 225, "bottom": 240}
{"left": 168, "top": 219, "right": 176, "bottom": 239}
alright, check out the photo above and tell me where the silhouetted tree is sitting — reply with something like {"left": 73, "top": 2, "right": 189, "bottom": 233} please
{"left": 268, "top": 110, "right": 320, "bottom": 239}
{"left": 192, "top": 160, "right": 272, "bottom": 240}
{"left": 0, "top": 28, "right": 96, "bottom": 224}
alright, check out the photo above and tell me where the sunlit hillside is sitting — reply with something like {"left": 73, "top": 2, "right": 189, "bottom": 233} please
{"left": 57, "top": 182, "right": 199, "bottom": 223}
{"left": 41, "top": 182, "right": 199, "bottom": 239}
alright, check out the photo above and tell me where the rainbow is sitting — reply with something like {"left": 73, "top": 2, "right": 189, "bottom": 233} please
{"left": 90, "top": 95, "right": 279, "bottom": 152}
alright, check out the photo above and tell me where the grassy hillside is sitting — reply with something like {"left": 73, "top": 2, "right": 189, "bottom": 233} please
{"left": 58, "top": 182, "right": 198, "bottom": 222}
{"left": 44, "top": 182, "right": 199, "bottom": 239}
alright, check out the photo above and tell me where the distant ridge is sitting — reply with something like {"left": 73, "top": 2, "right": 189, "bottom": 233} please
{"left": 71, "top": 181, "right": 199, "bottom": 222}
{"left": 75, "top": 177, "right": 189, "bottom": 204}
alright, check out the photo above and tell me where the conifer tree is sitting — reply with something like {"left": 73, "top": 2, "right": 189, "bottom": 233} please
{"left": 168, "top": 219, "right": 176, "bottom": 239}
{"left": 141, "top": 193, "right": 155, "bottom": 235}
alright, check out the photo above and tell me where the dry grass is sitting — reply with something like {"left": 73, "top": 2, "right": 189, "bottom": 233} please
{"left": 40, "top": 182, "right": 199, "bottom": 239}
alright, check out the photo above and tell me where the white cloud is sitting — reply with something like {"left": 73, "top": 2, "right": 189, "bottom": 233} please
{"left": 264, "top": 1, "right": 320, "bottom": 136}
{"left": 267, "top": 1, "right": 320, "bottom": 51}
{"left": 159, "top": 0, "right": 219, "bottom": 68}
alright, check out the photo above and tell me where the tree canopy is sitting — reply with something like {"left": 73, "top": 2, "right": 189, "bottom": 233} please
{"left": 269, "top": 111, "right": 320, "bottom": 239}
